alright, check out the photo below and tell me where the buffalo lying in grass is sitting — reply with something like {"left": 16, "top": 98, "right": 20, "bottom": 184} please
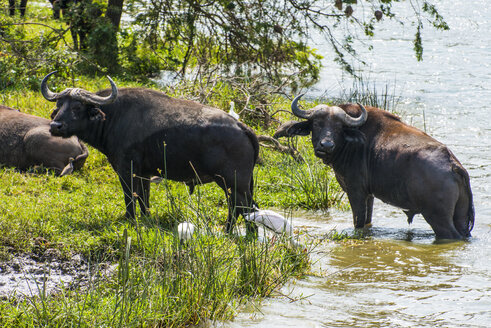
{"left": 274, "top": 95, "right": 474, "bottom": 240}
{"left": 0, "top": 104, "right": 88, "bottom": 176}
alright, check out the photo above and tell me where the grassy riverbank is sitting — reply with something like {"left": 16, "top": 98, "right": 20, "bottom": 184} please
{"left": 0, "top": 77, "right": 348, "bottom": 326}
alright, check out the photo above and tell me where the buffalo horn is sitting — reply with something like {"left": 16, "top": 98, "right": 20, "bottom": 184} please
{"left": 40, "top": 71, "right": 59, "bottom": 102}
{"left": 335, "top": 103, "right": 368, "bottom": 127}
{"left": 80, "top": 76, "right": 118, "bottom": 105}
{"left": 41, "top": 72, "right": 118, "bottom": 106}
{"left": 291, "top": 94, "right": 315, "bottom": 119}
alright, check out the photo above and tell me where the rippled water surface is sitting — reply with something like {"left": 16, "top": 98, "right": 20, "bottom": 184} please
{"left": 228, "top": 1, "right": 491, "bottom": 327}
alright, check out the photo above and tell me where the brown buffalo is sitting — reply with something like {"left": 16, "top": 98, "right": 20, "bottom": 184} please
{"left": 274, "top": 95, "right": 474, "bottom": 240}
{"left": 0, "top": 105, "right": 88, "bottom": 176}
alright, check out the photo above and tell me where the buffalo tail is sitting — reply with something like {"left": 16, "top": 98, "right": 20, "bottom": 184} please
{"left": 454, "top": 164, "right": 475, "bottom": 236}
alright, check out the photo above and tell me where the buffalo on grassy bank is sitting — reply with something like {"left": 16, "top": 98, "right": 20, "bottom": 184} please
{"left": 41, "top": 72, "right": 259, "bottom": 232}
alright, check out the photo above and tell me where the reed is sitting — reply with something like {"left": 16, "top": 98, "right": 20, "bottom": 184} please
{"left": 0, "top": 222, "right": 309, "bottom": 327}
{"left": 328, "top": 76, "right": 401, "bottom": 112}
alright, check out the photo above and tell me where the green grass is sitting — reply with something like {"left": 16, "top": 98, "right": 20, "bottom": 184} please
{"left": 0, "top": 154, "right": 314, "bottom": 326}
{"left": 323, "top": 229, "right": 368, "bottom": 242}
{"left": 0, "top": 226, "right": 309, "bottom": 327}
{"left": 0, "top": 82, "right": 343, "bottom": 326}
{"left": 255, "top": 143, "right": 346, "bottom": 211}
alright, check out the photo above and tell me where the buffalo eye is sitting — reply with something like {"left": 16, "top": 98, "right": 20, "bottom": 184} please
{"left": 71, "top": 102, "right": 83, "bottom": 111}
{"left": 312, "top": 121, "right": 323, "bottom": 130}
{"left": 50, "top": 108, "right": 59, "bottom": 119}
{"left": 69, "top": 102, "right": 86, "bottom": 119}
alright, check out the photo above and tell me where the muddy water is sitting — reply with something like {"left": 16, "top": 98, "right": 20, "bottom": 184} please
{"left": 228, "top": 1, "right": 491, "bottom": 327}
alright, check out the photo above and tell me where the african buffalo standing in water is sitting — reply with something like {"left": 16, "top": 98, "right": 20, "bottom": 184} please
{"left": 0, "top": 104, "right": 88, "bottom": 175}
{"left": 41, "top": 72, "right": 258, "bottom": 232}
{"left": 274, "top": 95, "right": 474, "bottom": 240}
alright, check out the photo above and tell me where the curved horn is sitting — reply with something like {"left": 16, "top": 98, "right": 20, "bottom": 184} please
{"left": 79, "top": 76, "right": 118, "bottom": 106}
{"left": 40, "top": 71, "right": 59, "bottom": 102}
{"left": 336, "top": 103, "right": 368, "bottom": 127}
{"left": 291, "top": 94, "right": 315, "bottom": 119}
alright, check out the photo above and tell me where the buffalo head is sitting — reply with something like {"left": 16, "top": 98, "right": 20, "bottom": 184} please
{"left": 274, "top": 94, "right": 367, "bottom": 163}
{"left": 41, "top": 71, "right": 118, "bottom": 138}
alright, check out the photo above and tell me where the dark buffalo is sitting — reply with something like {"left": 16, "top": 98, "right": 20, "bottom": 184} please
{"left": 0, "top": 104, "right": 88, "bottom": 175}
{"left": 41, "top": 72, "right": 258, "bottom": 232}
{"left": 274, "top": 95, "right": 474, "bottom": 240}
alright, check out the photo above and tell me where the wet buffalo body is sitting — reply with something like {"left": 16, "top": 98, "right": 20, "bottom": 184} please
{"left": 274, "top": 95, "right": 474, "bottom": 240}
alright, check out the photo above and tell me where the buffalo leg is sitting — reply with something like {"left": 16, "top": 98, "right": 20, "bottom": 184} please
{"left": 236, "top": 189, "right": 258, "bottom": 235}
{"left": 135, "top": 177, "right": 150, "bottom": 216}
{"left": 215, "top": 175, "right": 256, "bottom": 234}
{"left": 348, "top": 192, "right": 370, "bottom": 228}
{"left": 422, "top": 208, "right": 462, "bottom": 240}
{"left": 365, "top": 195, "right": 374, "bottom": 227}
{"left": 119, "top": 175, "right": 137, "bottom": 220}
{"left": 226, "top": 189, "right": 257, "bottom": 235}
{"left": 117, "top": 156, "right": 152, "bottom": 219}
{"left": 119, "top": 174, "right": 151, "bottom": 219}
{"left": 452, "top": 191, "right": 473, "bottom": 238}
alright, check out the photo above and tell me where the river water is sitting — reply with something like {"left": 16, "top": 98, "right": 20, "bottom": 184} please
{"left": 228, "top": 1, "right": 491, "bottom": 327}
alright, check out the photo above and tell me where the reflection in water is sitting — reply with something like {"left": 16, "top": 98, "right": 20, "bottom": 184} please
{"left": 322, "top": 238, "right": 489, "bottom": 328}
{"left": 227, "top": 214, "right": 491, "bottom": 328}
{"left": 328, "top": 240, "right": 465, "bottom": 289}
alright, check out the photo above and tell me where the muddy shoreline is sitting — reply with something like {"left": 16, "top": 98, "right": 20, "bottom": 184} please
{"left": 0, "top": 248, "right": 116, "bottom": 299}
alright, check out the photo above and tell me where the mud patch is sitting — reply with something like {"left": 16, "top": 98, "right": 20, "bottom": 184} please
{"left": 0, "top": 250, "right": 116, "bottom": 299}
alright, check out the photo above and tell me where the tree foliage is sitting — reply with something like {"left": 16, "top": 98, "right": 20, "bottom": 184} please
{"left": 129, "top": 0, "right": 322, "bottom": 88}
{"left": 126, "top": 0, "right": 449, "bottom": 80}
{"left": 0, "top": 0, "right": 449, "bottom": 112}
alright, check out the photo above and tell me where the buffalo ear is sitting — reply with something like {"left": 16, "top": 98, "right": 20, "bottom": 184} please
{"left": 273, "top": 120, "right": 311, "bottom": 139}
{"left": 88, "top": 107, "right": 106, "bottom": 121}
{"left": 343, "top": 127, "right": 366, "bottom": 145}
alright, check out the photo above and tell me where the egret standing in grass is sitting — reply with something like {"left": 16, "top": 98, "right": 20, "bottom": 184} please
{"left": 244, "top": 210, "right": 293, "bottom": 236}
{"left": 177, "top": 222, "right": 196, "bottom": 242}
